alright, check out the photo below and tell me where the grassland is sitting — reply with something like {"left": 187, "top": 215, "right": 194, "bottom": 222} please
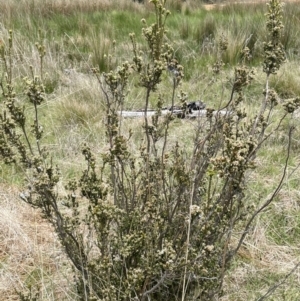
{"left": 1, "top": 0, "right": 300, "bottom": 300}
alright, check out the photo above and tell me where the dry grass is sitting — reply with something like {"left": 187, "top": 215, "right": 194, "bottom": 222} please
{"left": 203, "top": 0, "right": 300, "bottom": 11}
{"left": 0, "top": 0, "right": 151, "bottom": 19}
{"left": 221, "top": 220, "right": 300, "bottom": 300}
{"left": 0, "top": 184, "right": 74, "bottom": 301}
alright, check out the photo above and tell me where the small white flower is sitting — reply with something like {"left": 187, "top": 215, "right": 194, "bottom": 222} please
{"left": 206, "top": 245, "right": 214, "bottom": 252}
{"left": 158, "top": 248, "right": 166, "bottom": 256}
{"left": 190, "top": 205, "right": 201, "bottom": 215}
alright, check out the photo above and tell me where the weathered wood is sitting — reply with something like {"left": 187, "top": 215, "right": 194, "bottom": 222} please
{"left": 119, "top": 109, "right": 229, "bottom": 118}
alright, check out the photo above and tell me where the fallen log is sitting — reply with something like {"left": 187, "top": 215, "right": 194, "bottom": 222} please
{"left": 119, "top": 100, "right": 230, "bottom": 118}
{"left": 119, "top": 109, "right": 229, "bottom": 118}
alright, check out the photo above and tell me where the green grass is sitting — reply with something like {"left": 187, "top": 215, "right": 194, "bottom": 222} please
{"left": 1, "top": 0, "right": 299, "bottom": 78}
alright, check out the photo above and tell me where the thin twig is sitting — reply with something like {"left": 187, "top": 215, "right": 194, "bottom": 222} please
{"left": 181, "top": 172, "right": 197, "bottom": 301}
{"left": 256, "top": 261, "right": 300, "bottom": 301}
{"left": 233, "top": 126, "right": 294, "bottom": 257}
{"left": 141, "top": 273, "right": 168, "bottom": 301}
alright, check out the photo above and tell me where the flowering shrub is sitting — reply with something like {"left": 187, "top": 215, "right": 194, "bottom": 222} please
{"left": 0, "top": 1, "right": 298, "bottom": 300}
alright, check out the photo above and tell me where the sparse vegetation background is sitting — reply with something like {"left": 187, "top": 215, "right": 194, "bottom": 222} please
{"left": 1, "top": 0, "right": 300, "bottom": 300}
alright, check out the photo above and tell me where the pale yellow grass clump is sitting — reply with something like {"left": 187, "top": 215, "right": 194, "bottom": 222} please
{"left": 203, "top": 0, "right": 300, "bottom": 11}
{"left": 218, "top": 178, "right": 300, "bottom": 300}
{"left": 0, "top": 184, "right": 74, "bottom": 301}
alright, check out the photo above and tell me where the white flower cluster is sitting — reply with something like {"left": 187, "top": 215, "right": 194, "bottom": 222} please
{"left": 190, "top": 205, "right": 201, "bottom": 216}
